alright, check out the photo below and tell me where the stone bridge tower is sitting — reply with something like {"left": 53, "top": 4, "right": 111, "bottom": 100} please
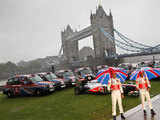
{"left": 61, "top": 25, "right": 79, "bottom": 62}
{"left": 91, "top": 5, "right": 116, "bottom": 58}
{"left": 61, "top": 5, "right": 116, "bottom": 63}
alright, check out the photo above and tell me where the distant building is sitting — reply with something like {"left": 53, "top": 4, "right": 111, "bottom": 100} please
{"left": 17, "top": 56, "right": 59, "bottom": 70}
{"left": 79, "top": 47, "right": 95, "bottom": 61}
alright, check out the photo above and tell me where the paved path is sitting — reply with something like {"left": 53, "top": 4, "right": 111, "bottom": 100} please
{"left": 117, "top": 94, "right": 160, "bottom": 120}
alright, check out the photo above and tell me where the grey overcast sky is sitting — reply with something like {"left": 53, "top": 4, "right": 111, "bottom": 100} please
{"left": 0, "top": 0, "right": 160, "bottom": 63}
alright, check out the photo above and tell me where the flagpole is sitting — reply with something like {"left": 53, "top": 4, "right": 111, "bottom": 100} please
{"left": 100, "top": 0, "right": 102, "bottom": 6}
{"left": 97, "top": 0, "right": 102, "bottom": 7}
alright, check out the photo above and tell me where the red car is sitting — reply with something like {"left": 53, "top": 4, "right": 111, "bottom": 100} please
{"left": 3, "top": 74, "right": 56, "bottom": 98}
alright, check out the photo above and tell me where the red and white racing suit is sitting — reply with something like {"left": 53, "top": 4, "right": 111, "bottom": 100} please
{"left": 108, "top": 78, "right": 124, "bottom": 116}
{"left": 136, "top": 77, "right": 153, "bottom": 110}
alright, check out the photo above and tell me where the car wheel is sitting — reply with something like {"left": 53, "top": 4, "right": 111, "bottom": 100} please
{"left": 7, "top": 92, "right": 14, "bottom": 98}
{"left": 35, "top": 89, "right": 42, "bottom": 96}
{"left": 74, "top": 87, "right": 81, "bottom": 95}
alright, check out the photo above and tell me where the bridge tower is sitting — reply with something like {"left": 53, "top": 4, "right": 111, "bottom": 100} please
{"left": 90, "top": 5, "right": 116, "bottom": 58}
{"left": 61, "top": 25, "right": 79, "bottom": 62}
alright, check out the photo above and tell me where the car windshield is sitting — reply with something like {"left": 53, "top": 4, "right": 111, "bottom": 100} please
{"left": 45, "top": 73, "right": 57, "bottom": 80}
{"left": 63, "top": 71, "right": 74, "bottom": 78}
{"left": 80, "top": 69, "right": 92, "bottom": 76}
{"left": 29, "top": 75, "right": 43, "bottom": 83}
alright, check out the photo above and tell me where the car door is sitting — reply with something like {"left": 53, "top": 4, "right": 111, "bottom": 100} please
{"left": 20, "top": 77, "right": 35, "bottom": 96}
{"left": 11, "top": 77, "right": 21, "bottom": 95}
{"left": 5, "top": 78, "right": 15, "bottom": 93}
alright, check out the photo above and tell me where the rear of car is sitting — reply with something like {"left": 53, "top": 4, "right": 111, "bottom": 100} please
{"left": 56, "top": 70, "right": 77, "bottom": 86}
{"left": 75, "top": 67, "right": 96, "bottom": 81}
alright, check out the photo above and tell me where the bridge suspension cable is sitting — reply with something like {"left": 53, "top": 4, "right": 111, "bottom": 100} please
{"left": 100, "top": 27, "right": 142, "bottom": 52}
{"left": 114, "top": 28, "right": 160, "bottom": 52}
{"left": 114, "top": 29, "right": 152, "bottom": 48}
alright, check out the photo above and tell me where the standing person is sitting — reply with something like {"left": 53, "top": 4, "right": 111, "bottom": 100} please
{"left": 136, "top": 71, "right": 156, "bottom": 116}
{"left": 108, "top": 72, "right": 125, "bottom": 120}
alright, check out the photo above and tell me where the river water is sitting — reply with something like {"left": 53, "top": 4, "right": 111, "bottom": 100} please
{"left": 0, "top": 80, "right": 7, "bottom": 86}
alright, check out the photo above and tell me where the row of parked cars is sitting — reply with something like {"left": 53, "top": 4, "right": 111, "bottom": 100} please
{"left": 2, "top": 65, "right": 139, "bottom": 98}
{"left": 2, "top": 67, "right": 96, "bottom": 98}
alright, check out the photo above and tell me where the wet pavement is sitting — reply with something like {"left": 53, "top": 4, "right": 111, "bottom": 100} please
{"left": 117, "top": 94, "right": 160, "bottom": 120}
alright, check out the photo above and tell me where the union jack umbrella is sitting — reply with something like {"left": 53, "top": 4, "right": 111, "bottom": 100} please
{"left": 130, "top": 67, "right": 160, "bottom": 80}
{"left": 96, "top": 67, "right": 128, "bottom": 85}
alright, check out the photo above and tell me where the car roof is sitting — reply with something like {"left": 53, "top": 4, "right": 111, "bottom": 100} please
{"left": 56, "top": 69, "right": 72, "bottom": 73}
{"left": 8, "top": 74, "right": 37, "bottom": 79}
{"left": 75, "top": 67, "right": 90, "bottom": 72}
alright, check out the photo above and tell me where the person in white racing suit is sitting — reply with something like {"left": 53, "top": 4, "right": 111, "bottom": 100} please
{"left": 108, "top": 72, "right": 125, "bottom": 120}
{"left": 136, "top": 71, "right": 156, "bottom": 116}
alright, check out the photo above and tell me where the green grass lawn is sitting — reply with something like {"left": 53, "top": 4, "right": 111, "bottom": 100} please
{"left": 0, "top": 80, "right": 160, "bottom": 120}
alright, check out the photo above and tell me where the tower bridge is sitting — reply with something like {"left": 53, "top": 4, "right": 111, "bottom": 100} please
{"left": 60, "top": 5, "right": 116, "bottom": 62}
{"left": 59, "top": 5, "right": 160, "bottom": 64}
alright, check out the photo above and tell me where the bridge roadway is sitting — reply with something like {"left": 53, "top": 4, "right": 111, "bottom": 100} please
{"left": 66, "top": 25, "right": 93, "bottom": 42}
{"left": 119, "top": 51, "right": 160, "bottom": 63}
{"left": 117, "top": 94, "right": 160, "bottom": 120}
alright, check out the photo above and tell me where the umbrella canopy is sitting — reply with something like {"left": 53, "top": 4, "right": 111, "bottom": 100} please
{"left": 130, "top": 67, "right": 160, "bottom": 80}
{"left": 96, "top": 67, "right": 128, "bottom": 85}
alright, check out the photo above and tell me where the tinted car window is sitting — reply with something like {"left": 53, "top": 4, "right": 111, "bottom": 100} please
{"left": 14, "top": 77, "right": 20, "bottom": 85}
{"left": 63, "top": 72, "right": 74, "bottom": 78}
{"left": 7, "top": 77, "right": 21, "bottom": 85}
{"left": 29, "top": 75, "right": 43, "bottom": 83}
{"left": 7, "top": 78, "right": 15, "bottom": 85}
{"left": 45, "top": 73, "right": 57, "bottom": 80}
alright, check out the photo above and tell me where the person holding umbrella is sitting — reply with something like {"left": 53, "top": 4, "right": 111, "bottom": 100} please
{"left": 96, "top": 67, "right": 128, "bottom": 120}
{"left": 108, "top": 71, "right": 125, "bottom": 120}
{"left": 136, "top": 71, "right": 156, "bottom": 116}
